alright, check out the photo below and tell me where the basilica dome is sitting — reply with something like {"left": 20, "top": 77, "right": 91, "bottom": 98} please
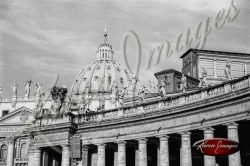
{"left": 70, "top": 30, "right": 146, "bottom": 112}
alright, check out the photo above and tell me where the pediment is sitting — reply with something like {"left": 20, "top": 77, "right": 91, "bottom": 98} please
{"left": 0, "top": 106, "right": 34, "bottom": 125}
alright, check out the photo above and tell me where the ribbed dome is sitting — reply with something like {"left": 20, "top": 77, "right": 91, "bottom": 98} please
{"left": 71, "top": 59, "right": 134, "bottom": 94}
{"left": 70, "top": 29, "right": 146, "bottom": 112}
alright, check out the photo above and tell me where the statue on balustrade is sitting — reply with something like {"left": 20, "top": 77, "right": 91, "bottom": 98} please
{"left": 180, "top": 74, "right": 187, "bottom": 92}
{"left": 50, "top": 86, "right": 68, "bottom": 115}
{"left": 12, "top": 83, "right": 18, "bottom": 97}
{"left": 225, "top": 60, "right": 232, "bottom": 80}
{"left": 117, "top": 87, "right": 126, "bottom": 106}
{"left": 11, "top": 83, "right": 18, "bottom": 107}
{"left": 24, "top": 80, "right": 33, "bottom": 98}
{"left": 34, "top": 83, "right": 43, "bottom": 99}
{"left": 199, "top": 67, "right": 208, "bottom": 88}
{"left": 99, "top": 95, "right": 105, "bottom": 110}
{"left": 111, "top": 81, "right": 119, "bottom": 97}
{"left": 159, "top": 80, "right": 167, "bottom": 97}
{"left": 34, "top": 97, "right": 44, "bottom": 118}
{"left": 149, "top": 80, "right": 157, "bottom": 93}
{"left": 61, "top": 95, "right": 72, "bottom": 114}
{"left": 79, "top": 96, "right": 87, "bottom": 113}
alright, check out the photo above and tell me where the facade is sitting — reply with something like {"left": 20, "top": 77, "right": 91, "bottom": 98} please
{"left": 0, "top": 31, "right": 250, "bottom": 166}
{"left": 181, "top": 49, "right": 250, "bottom": 85}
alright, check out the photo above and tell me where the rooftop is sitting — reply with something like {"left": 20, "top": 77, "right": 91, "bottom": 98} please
{"left": 180, "top": 48, "right": 250, "bottom": 58}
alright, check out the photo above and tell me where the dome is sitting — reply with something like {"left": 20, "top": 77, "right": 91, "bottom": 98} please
{"left": 70, "top": 29, "right": 146, "bottom": 112}
{"left": 71, "top": 59, "right": 135, "bottom": 94}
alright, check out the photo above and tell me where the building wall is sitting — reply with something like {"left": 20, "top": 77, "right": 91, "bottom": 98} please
{"left": 182, "top": 50, "right": 250, "bottom": 85}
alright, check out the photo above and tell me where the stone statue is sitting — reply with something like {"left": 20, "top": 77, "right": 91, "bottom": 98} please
{"left": 79, "top": 96, "right": 87, "bottom": 113}
{"left": 11, "top": 83, "right": 18, "bottom": 107}
{"left": 225, "top": 60, "right": 232, "bottom": 80}
{"left": 99, "top": 95, "right": 105, "bottom": 110}
{"left": 34, "top": 97, "right": 44, "bottom": 117}
{"left": 159, "top": 80, "right": 167, "bottom": 97}
{"left": 199, "top": 67, "right": 208, "bottom": 87}
{"left": 12, "top": 83, "right": 18, "bottom": 97}
{"left": 111, "top": 81, "right": 118, "bottom": 97}
{"left": 180, "top": 74, "right": 187, "bottom": 92}
{"left": 34, "top": 83, "right": 43, "bottom": 98}
{"left": 24, "top": 80, "right": 32, "bottom": 98}
{"left": 117, "top": 87, "right": 126, "bottom": 106}
{"left": 61, "top": 95, "right": 71, "bottom": 114}
{"left": 138, "top": 86, "right": 149, "bottom": 102}
{"left": 50, "top": 86, "right": 68, "bottom": 115}
{"left": 149, "top": 81, "right": 157, "bottom": 93}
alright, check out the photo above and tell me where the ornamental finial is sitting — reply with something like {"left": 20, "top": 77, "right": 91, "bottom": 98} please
{"left": 103, "top": 25, "right": 108, "bottom": 43}
{"left": 104, "top": 24, "right": 107, "bottom": 36}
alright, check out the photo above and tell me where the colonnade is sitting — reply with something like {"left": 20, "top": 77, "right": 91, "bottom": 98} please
{"left": 5, "top": 122, "right": 241, "bottom": 166}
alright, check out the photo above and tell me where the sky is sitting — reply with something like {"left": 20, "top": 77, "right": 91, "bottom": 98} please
{"left": 0, "top": 0, "right": 249, "bottom": 97}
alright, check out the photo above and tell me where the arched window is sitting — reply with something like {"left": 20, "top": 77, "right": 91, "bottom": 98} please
{"left": 0, "top": 145, "right": 7, "bottom": 161}
{"left": 20, "top": 143, "right": 28, "bottom": 159}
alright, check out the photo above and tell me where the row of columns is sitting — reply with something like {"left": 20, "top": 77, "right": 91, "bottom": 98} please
{"left": 81, "top": 122, "right": 241, "bottom": 166}
{"left": 4, "top": 122, "right": 241, "bottom": 166}
{"left": 29, "top": 145, "right": 70, "bottom": 166}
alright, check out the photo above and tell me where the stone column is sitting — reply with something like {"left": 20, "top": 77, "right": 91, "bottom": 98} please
{"left": 138, "top": 138, "right": 147, "bottom": 166}
{"left": 33, "top": 148, "right": 41, "bottom": 166}
{"left": 6, "top": 138, "right": 14, "bottom": 166}
{"left": 203, "top": 127, "right": 216, "bottom": 166}
{"left": 159, "top": 135, "right": 169, "bottom": 166}
{"left": 61, "top": 145, "right": 70, "bottom": 166}
{"left": 52, "top": 158, "right": 56, "bottom": 166}
{"left": 97, "top": 143, "right": 106, "bottom": 166}
{"left": 227, "top": 122, "right": 241, "bottom": 166}
{"left": 79, "top": 146, "right": 88, "bottom": 166}
{"left": 117, "top": 141, "right": 126, "bottom": 166}
{"left": 28, "top": 148, "right": 34, "bottom": 166}
{"left": 27, "top": 136, "right": 33, "bottom": 166}
{"left": 180, "top": 132, "right": 192, "bottom": 166}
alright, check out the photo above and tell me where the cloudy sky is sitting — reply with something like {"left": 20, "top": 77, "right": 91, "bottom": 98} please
{"left": 0, "top": 0, "right": 249, "bottom": 97}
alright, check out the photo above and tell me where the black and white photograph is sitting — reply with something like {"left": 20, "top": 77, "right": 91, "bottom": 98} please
{"left": 0, "top": 0, "right": 249, "bottom": 166}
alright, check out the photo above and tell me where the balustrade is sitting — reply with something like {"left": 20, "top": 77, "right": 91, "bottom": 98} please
{"left": 35, "top": 75, "right": 250, "bottom": 125}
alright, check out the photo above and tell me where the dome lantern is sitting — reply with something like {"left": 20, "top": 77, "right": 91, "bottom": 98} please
{"left": 96, "top": 26, "right": 114, "bottom": 59}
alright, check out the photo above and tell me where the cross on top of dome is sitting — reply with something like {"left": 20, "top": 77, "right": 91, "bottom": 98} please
{"left": 103, "top": 25, "right": 108, "bottom": 44}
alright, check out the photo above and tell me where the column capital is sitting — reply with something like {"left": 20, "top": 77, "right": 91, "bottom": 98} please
{"left": 224, "top": 122, "right": 238, "bottom": 129}
{"left": 116, "top": 140, "right": 127, "bottom": 144}
{"left": 96, "top": 143, "right": 106, "bottom": 147}
{"left": 137, "top": 138, "right": 147, "bottom": 143}
{"left": 158, "top": 135, "right": 169, "bottom": 141}
{"left": 179, "top": 131, "right": 191, "bottom": 136}
{"left": 61, "top": 144, "right": 70, "bottom": 149}
{"left": 7, "top": 137, "right": 15, "bottom": 144}
{"left": 201, "top": 127, "right": 214, "bottom": 133}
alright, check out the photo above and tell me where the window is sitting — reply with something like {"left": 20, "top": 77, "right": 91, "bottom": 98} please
{"left": 0, "top": 145, "right": 7, "bottom": 161}
{"left": 20, "top": 143, "right": 28, "bottom": 159}
{"left": 2, "top": 110, "right": 9, "bottom": 117}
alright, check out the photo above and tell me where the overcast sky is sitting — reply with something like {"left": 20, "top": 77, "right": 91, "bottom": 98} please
{"left": 0, "top": 0, "right": 249, "bottom": 97}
